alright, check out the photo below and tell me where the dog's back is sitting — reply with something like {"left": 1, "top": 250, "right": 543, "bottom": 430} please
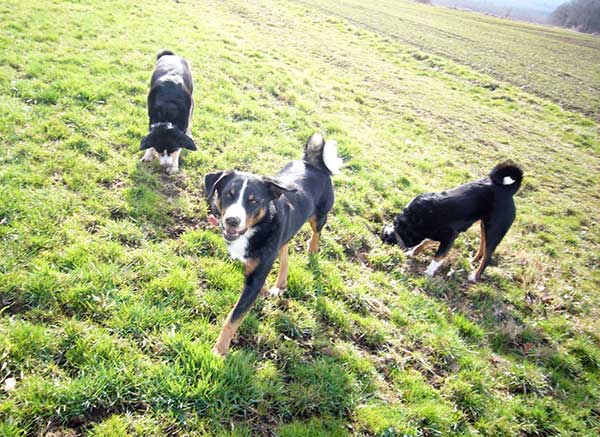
{"left": 407, "top": 161, "right": 523, "bottom": 232}
{"left": 151, "top": 50, "right": 193, "bottom": 93}
{"left": 147, "top": 50, "right": 194, "bottom": 132}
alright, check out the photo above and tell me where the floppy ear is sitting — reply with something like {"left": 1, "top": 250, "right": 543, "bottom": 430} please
{"left": 205, "top": 171, "right": 233, "bottom": 201}
{"left": 263, "top": 177, "right": 297, "bottom": 199}
{"left": 180, "top": 133, "right": 197, "bottom": 151}
{"left": 140, "top": 134, "right": 153, "bottom": 150}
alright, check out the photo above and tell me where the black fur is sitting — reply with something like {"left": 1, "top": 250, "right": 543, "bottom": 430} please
{"left": 205, "top": 135, "right": 336, "bottom": 324}
{"left": 140, "top": 50, "right": 196, "bottom": 154}
{"left": 382, "top": 161, "right": 523, "bottom": 280}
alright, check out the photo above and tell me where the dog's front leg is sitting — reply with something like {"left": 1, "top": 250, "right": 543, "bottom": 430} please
{"left": 167, "top": 149, "right": 181, "bottom": 174}
{"left": 140, "top": 148, "right": 156, "bottom": 162}
{"left": 213, "top": 257, "right": 275, "bottom": 356}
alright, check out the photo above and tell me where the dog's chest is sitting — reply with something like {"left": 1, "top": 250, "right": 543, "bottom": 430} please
{"left": 227, "top": 231, "right": 254, "bottom": 263}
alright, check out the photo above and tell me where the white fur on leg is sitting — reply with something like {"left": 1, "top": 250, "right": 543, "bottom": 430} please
{"left": 425, "top": 259, "right": 444, "bottom": 277}
{"left": 167, "top": 149, "right": 181, "bottom": 174}
{"left": 468, "top": 272, "right": 478, "bottom": 283}
{"left": 267, "top": 286, "right": 285, "bottom": 297}
{"left": 405, "top": 247, "right": 417, "bottom": 257}
{"left": 140, "top": 148, "right": 156, "bottom": 162}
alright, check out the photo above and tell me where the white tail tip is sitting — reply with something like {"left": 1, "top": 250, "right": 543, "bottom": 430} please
{"left": 502, "top": 176, "right": 515, "bottom": 185}
{"left": 323, "top": 140, "right": 343, "bottom": 175}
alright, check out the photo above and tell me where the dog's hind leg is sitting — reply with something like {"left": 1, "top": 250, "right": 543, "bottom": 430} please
{"left": 472, "top": 221, "right": 486, "bottom": 262}
{"left": 469, "top": 211, "right": 514, "bottom": 282}
{"left": 308, "top": 215, "right": 325, "bottom": 253}
{"left": 186, "top": 99, "right": 194, "bottom": 137}
{"left": 268, "top": 244, "right": 288, "bottom": 297}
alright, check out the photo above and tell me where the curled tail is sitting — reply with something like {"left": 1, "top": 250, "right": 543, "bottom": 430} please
{"left": 156, "top": 49, "right": 176, "bottom": 60}
{"left": 490, "top": 160, "right": 523, "bottom": 194}
{"left": 303, "top": 133, "right": 343, "bottom": 175}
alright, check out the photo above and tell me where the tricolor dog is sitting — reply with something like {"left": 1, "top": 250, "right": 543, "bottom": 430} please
{"left": 140, "top": 50, "right": 196, "bottom": 174}
{"left": 205, "top": 133, "right": 342, "bottom": 356}
{"left": 382, "top": 161, "right": 523, "bottom": 282}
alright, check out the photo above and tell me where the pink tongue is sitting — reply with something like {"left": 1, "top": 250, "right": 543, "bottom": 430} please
{"left": 208, "top": 215, "right": 219, "bottom": 227}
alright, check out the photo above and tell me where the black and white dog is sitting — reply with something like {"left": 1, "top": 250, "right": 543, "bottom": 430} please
{"left": 205, "top": 133, "right": 342, "bottom": 356}
{"left": 382, "top": 161, "right": 523, "bottom": 282}
{"left": 140, "top": 50, "right": 196, "bottom": 174}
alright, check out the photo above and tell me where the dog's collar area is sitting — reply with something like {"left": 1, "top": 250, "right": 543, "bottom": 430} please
{"left": 150, "top": 122, "right": 174, "bottom": 130}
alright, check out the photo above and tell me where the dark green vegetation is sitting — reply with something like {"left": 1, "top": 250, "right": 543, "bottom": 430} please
{"left": 551, "top": 0, "right": 600, "bottom": 34}
{"left": 1, "top": 0, "right": 599, "bottom": 435}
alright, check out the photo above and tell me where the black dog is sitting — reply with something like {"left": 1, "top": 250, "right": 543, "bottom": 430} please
{"left": 382, "top": 161, "right": 523, "bottom": 282}
{"left": 140, "top": 50, "right": 196, "bottom": 174}
{"left": 205, "top": 133, "right": 342, "bottom": 356}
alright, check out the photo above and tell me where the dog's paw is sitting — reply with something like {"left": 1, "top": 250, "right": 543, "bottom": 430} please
{"left": 140, "top": 155, "right": 154, "bottom": 163}
{"left": 167, "top": 166, "right": 179, "bottom": 175}
{"left": 212, "top": 344, "right": 228, "bottom": 357}
{"left": 405, "top": 248, "right": 416, "bottom": 258}
{"left": 424, "top": 268, "right": 436, "bottom": 277}
{"left": 267, "top": 286, "right": 285, "bottom": 297}
{"left": 468, "top": 272, "right": 479, "bottom": 283}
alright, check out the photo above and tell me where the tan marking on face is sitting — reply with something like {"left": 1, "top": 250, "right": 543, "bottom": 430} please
{"left": 245, "top": 207, "right": 266, "bottom": 229}
{"left": 213, "top": 191, "right": 225, "bottom": 218}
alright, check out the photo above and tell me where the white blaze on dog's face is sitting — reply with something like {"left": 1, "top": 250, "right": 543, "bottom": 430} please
{"left": 223, "top": 178, "right": 249, "bottom": 238}
{"left": 205, "top": 171, "right": 292, "bottom": 247}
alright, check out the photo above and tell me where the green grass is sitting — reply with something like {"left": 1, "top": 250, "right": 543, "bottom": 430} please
{"left": 1, "top": 0, "right": 599, "bottom": 434}
{"left": 293, "top": 0, "right": 600, "bottom": 119}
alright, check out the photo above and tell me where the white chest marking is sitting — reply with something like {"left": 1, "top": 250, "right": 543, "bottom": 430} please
{"left": 502, "top": 176, "right": 515, "bottom": 185}
{"left": 227, "top": 230, "right": 254, "bottom": 262}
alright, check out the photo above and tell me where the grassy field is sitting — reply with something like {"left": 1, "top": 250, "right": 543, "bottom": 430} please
{"left": 1, "top": 0, "right": 599, "bottom": 435}
{"left": 293, "top": 0, "right": 600, "bottom": 119}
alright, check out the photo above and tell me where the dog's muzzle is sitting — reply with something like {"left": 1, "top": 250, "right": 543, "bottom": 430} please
{"left": 381, "top": 224, "right": 398, "bottom": 245}
{"left": 382, "top": 223, "right": 406, "bottom": 249}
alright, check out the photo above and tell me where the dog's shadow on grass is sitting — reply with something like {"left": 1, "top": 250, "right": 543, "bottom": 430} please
{"left": 125, "top": 162, "right": 189, "bottom": 232}
{"left": 307, "top": 252, "right": 327, "bottom": 292}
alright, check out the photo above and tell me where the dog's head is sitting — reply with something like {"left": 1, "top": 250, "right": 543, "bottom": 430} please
{"left": 381, "top": 214, "right": 421, "bottom": 249}
{"left": 140, "top": 122, "right": 196, "bottom": 167}
{"left": 205, "top": 171, "right": 295, "bottom": 242}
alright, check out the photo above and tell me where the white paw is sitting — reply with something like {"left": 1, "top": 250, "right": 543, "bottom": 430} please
{"left": 424, "top": 267, "right": 436, "bottom": 277}
{"left": 468, "top": 272, "right": 478, "bottom": 283}
{"left": 167, "top": 166, "right": 179, "bottom": 175}
{"left": 268, "top": 286, "right": 285, "bottom": 297}
{"left": 405, "top": 248, "right": 416, "bottom": 257}
{"left": 140, "top": 149, "right": 156, "bottom": 162}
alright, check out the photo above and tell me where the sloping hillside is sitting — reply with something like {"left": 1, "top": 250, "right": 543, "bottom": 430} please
{"left": 1, "top": 0, "right": 599, "bottom": 435}
{"left": 294, "top": 0, "right": 600, "bottom": 118}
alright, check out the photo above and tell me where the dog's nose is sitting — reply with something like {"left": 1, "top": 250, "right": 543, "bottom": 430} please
{"left": 225, "top": 217, "right": 241, "bottom": 227}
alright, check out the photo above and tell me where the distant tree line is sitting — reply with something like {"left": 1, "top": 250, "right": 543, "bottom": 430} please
{"left": 551, "top": 0, "right": 600, "bottom": 33}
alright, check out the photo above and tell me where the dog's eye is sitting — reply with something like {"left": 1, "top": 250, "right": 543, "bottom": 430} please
{"left": 225, "top": 191, "right": 234, "bottom": 198}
